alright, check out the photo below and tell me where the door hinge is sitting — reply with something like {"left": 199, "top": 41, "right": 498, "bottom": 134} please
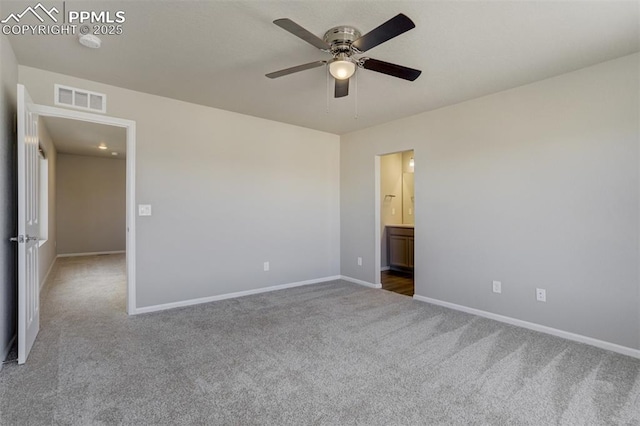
{"left": 10, "top": 235, "right": 24, "bottom": 243}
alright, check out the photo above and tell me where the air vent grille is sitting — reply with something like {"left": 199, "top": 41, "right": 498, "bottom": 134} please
{"left": 54, "top": 84, "right": 106, "bottom": 113}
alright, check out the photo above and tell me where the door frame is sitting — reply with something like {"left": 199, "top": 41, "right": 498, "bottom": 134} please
{"left": 374, "top": 155, "right": 382, "bottom": 286}
{"left": 375, "top": 149, "right": 415, "bottom": 288}
{"left": 32, "top": 103, "right": 137, "bottom": 314}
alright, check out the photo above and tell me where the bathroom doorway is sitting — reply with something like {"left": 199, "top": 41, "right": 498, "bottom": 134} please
{"left": 378, "top": 150, "right": 414, "bottom": 296}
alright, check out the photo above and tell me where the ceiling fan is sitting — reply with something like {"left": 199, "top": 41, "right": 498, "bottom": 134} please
{"left": 266, "top": 14, "right": 422, "bottom": 98}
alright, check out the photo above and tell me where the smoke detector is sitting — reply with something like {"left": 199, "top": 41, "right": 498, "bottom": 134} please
{"left": 79, "top": 34, "right": 101, "bottom": 49}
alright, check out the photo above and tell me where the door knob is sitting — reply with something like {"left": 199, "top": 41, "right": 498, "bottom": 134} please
{"left": 9, "top": 235, "right": 38, "bottom": 243}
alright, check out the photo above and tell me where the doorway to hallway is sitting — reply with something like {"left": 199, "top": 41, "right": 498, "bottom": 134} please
{"left": 15, "top": 84, "right": 136, "bottom": 364}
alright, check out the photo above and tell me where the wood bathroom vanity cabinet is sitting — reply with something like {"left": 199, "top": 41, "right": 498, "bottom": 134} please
{"left": 387, "top": 225, "right": 414, "bottom": 272}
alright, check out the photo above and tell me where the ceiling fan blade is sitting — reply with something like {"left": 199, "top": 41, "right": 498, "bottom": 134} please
{"left": 352, "top": 14, "right": 415, "bottom": 53}
{"left": 362, "top": 58, "right": 422, "bottom": 81}
{"left": 273, "top": 18, "right": 331, "bottom": 50}
{"left": 334, "top": 78, "right": 349, "bottom": 98}
{"left": 266, "top": 61, "right": 327, "bottom": 79}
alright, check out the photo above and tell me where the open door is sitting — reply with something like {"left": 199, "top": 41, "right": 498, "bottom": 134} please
{"left": 15, "top": 84, "right": 40, "bottom": 364}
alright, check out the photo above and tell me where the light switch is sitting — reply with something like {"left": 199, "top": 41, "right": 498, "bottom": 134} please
{"left": 138, "top": 204, "right": 152, "bottom": 216}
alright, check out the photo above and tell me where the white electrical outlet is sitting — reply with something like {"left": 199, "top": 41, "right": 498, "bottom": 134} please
{"left": 391, "top": 208, "right": 396, "bottom": 215}
{"left": 536, "top": 288, "right": 546, "bottom": 302}
{"left": 263, "top": 261, "right": 270, "bottom": 272}
{"left": 357, "top": 257, "right": 362, "bottom": 266}
{"left": 492, "top": 280, "right": 502, "bottom": 294}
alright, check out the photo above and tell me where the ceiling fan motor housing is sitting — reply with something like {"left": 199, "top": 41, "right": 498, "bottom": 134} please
{"left": 323, "top": 26, "right": 361, "bottom": 56}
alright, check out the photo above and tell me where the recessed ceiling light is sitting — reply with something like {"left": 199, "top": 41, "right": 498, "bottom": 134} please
{"left": 79, "top": 34, "right": 101, "bottom": 49}
{"left": 98, "top": 143, "right": 107, "bottom": 150}
{"left": 111, "top": 152, "right": 118, "bottom": 156}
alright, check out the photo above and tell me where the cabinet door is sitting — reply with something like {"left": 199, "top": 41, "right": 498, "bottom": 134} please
{"left": 389, "top": 236, "right": 409, "bottom": 268}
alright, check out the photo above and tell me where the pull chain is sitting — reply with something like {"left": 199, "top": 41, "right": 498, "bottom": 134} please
{"left": 354, "top": 69, "right": 358, "bottom": 120}
{"left": 326, "top": 66, "right": 330, "bottom": 114}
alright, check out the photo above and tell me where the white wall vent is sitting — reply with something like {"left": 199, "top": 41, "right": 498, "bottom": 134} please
{"left": 54, "top": 84, "right": 106, "bottom": 113}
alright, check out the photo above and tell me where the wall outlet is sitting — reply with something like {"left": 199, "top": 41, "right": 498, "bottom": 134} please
{"left": 391, "top": 208, "right": 396, "bottom": 215}
{"left": 357, "top": 257, "right": 362, "bottom": 266}
{"left": 492, "top": 280, "right": 502, "bottom": 294}
{"left": 536, "top": 288, "right": 546, "bottom": 302}
{"left": 263, "top": 261, "right": 270, "bottom": 272}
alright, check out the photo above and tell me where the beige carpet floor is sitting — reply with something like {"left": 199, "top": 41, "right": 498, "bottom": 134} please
{"left": 1, "top": 254, "right": 639, "bottom": 425}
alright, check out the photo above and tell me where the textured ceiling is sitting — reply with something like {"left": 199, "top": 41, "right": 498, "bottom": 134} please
{"left": 5, "top": 1, "right": 640, "bottom": 134}
{"left": 41, "top": 116, "right": 126, "bottom": 158}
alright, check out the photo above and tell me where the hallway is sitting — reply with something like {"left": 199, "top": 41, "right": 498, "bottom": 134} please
{"left": 48, "top": 254, "right": 127, "bottom": 316}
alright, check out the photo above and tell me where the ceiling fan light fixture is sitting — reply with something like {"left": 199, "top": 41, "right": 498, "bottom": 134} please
{"left": 329, "top": 58, "right": 356, "bottom": 80}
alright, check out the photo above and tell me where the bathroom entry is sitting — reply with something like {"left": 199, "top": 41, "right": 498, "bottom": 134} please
{"left": 379, "top": 150, "right": 414, "bottom": 296}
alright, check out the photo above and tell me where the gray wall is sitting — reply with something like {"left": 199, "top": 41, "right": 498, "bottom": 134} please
{"left": 19, "top": 66, "right": 341, "bottom": 308}
{"left": 0, "top": 32, "right": 18, "bottom": 363}
{"left": 56, "top": 154, "right": 125, "bottom": 255}
{"left": 341, "top": 54, "right": 640, "bottom": 349}
{"left": 38, "top": 120, "right": 57, "bottom": 285}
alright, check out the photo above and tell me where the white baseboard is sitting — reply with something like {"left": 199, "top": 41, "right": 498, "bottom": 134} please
{"left": 134, "top": 275, "right": 342, "bottom": 315}
{"left": 1, "top": 334, "right": 16, "bottom": 367}
{"left": 380, "top": 266, "right": 390, "bottom": 272}
{"left": 340, "top": 275, "right": 382, "bottom": 289}
{"left": 413, "top": 294, "right": 640, "bottom": 360}
{"left": 57, "top": 250, "right": 125, "bottom": 258}
{"left": 40, "top": 257, "right": 57, "bottom": 291}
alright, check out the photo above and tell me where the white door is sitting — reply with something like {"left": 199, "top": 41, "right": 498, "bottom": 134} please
{"left": 16, "top": 84, "right": 40, "bottom": 365}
